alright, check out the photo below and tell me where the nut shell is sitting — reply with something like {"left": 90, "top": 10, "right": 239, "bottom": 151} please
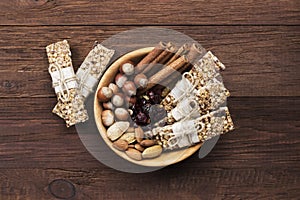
{"left": 102, "top": 102, "right": 115, "bottom": 110}
{"left": 120, "top": 62, "right": 135, "bottom": 75}
{"left": 114, "top": 107, "right": 129, "bottom": 121}
{"left": 101, "top": 110, "right": 115, "bottom": 126}
{"left": 134, "top": 143, "right": 145, "bottom": 152}
{"left": 97, "top": 87, "right": 113, "bottom": 102}
{"left": 126, "top": 126, "right": 135, "bottom": 133}
{"left": 115, "top": 73, "right": 128, "bottom": 88}
{"left": 112, "top": 139, "right": 128, "bottom": 151}
{"left": 134, "top": 73, "right": 148, "bottom": 88}
{"left": 108, "top": 83, "right": 119, "bottom": 94}
{"left": 134, "top": 126, "right": 144, "bottom": 143}
{"left": 142, "top": 145, "right": 162, "bottom": 159}
{"left": 125, "top": 148, "right": 142, "bottom": 161}
{"left": 140, "top": 139, "right": 156, "bottom": 147}
{"left": 120, "top": 132, "right": 136, "bottom": 144}
{"left": 122, "top": 81, "right": 136, "bottom": 96}
{"left": 125, "top": 96, "right": 137, "bottom": 107}
{"left": 111, "top": 93, "right": 124, "bottom": 107}
{"left": 106, "top": 121, "right": 130, "bottom": 141}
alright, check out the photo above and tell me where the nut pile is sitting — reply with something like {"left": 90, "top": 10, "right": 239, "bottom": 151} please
{"left": 98, "top": 59, "right": 165, "bottom": 160}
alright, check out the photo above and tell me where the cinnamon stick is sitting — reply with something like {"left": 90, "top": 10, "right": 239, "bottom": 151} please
{"left": 180, "top": 43, "right": 206, "bottom": 75}
{"left": 142, "top": 43, "right": 177, "bottom": 76}
{"left": 163, "top": 42, "right": 177, "bottom": 64}
{"left": 135, "top": 41, "right": 167, "bottom": 74}
{"left": 160, "top": 62, "right": 193, "bottom": 89}
{"left": 185, "top": 43, "right": 205, "bottom": 64}
{"left": 140, "top": 55, "right": 188, "bottom": 93}
{"left": 165, "top": 43, "right": 190, "bottom": 66}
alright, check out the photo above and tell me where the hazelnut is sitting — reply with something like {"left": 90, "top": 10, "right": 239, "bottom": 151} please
{"left": 101, "top": 110, "right": 115, "bottom": 126}
{"left": 120, "top": 62, "right": 135, "bottom": 75}
{"left": 134, "top": 73, "right": 148, "bottom": 88}
{"left": 111, "top": 93, "right": 124, "bottom": 107}
{"left": 122, "top": 81, "right": 136, "bottom": 96}
{"left": 102, "top": 101, "right": 115, "bottom": 110}
{"left": 97, "top": 87, "right": 113, "bottom": 102}
{"left": 108, "top": 83, "right": 119, "bottom": 94}
{"left": 125, "top": 96, "right": 137, "bottom": 107}
{"left": 114, "top": 108, "right": 129, "bottom": 121}
{"left": 115, "top": 73, "right": 128, "bottom": 88}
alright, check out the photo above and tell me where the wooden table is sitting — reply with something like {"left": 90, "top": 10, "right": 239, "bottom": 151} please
{"left": 0, "top": 1, "right": 299, "bottom": 199}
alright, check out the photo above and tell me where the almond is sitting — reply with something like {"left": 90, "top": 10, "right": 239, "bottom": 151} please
{"left": 112, "top": 139, "right": 128, "bottom": 151}
{"left": 134, "top": 126, "right": 144, "bottom": 143}
{"left": 140, "top": 139, "right": 156, "bottom": 147}
{"left": 126, "top": 126, "right": 135, "bottom": 133}
{"left": 134, "top": 143, "right": 145, "bottom": 152}
{"left": 142, "top": 145, "right": 162, "bottom": 159}
{"left": 125, "top": 148, "right": 142, "bottom": 161}
{"left": 120, "top": 132, "right": 136, "bottom": 144}
{"left": 106, "top": 121, "right": 130, "bottom": 141}
{"left": 128, "top": 144, "right": 135, "bottom": 148}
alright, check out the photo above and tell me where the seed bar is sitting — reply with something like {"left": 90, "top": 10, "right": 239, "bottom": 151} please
{"left": 76, "top": 42, "right": 115, "bottom": 98}
{"left": 154, "top": 107, "right": 234, "bottom": 150}
{"left": 46, "top": 40, "right": 88, "bottom": 127}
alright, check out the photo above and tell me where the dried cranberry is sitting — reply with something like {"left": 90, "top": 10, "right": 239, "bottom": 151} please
{"left": 150, "top": 94, "right": 161, "bottom": 104}
{"left": 130, "top": 88, "right": 165, "bottom": 126}
{"left": 147, "top": 90, "right": 155, "bottom": 97}
{"left": 135, "top": 112, "right": 148, "bottom": 125}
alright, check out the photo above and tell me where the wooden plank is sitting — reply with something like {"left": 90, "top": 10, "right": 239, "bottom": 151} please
{"left": 0, "top": 167, "right": 299, "bottom": 200}
{"left": 0, "top": 97, "right": 299, "bottom": 169}
{"left": 0, "top": 0, "right": 299, "bottom": 25}
{"left": 0, "top": 26, "right": 299, "bottom": 97}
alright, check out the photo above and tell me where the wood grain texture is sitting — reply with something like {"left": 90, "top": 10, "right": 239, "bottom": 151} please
{"left": 0, "top": 0, "right": 299, "bottom": 199}
{"left": 0, "top": 167, "right": 299, "bottom": 200}
{"left": 0, "top": 0, "right": 299, "bottom": 25}
{"left": 0, "top": 97, "right": 299, "bottom": 169}
{"left": 0, "top": 97, "right": 299, "bottom": 199}
{"left": 0, "top": 26, "right": 299, "bottom": 97}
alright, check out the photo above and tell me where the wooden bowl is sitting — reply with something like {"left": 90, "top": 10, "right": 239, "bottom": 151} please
{"left": 94, "top": 47, "right": 202, "bottom": 167}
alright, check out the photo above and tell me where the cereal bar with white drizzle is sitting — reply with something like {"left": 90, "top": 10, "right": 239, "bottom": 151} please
{"left": 76, "top": 42, "right": 115, "bottom": 98}
{"left": 46, "top": 40, "right": 88, "bottom": 127}
{"left": 153, "top": 107, "right": 234, "bottom": 150}
{"left": 161, "top": 51, "right": 229, "bottom": 124}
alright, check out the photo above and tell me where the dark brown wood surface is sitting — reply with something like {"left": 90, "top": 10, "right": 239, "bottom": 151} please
{"left": 0, "top": 1, "right": 299, "bottom": 200}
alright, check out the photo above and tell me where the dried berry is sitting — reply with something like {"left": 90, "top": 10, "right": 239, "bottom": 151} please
{"left": 130, "top": 88, "right": 165, "bottom": 126}
{"left": 136, "top": 112, "right": 148, "bottom": 125}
